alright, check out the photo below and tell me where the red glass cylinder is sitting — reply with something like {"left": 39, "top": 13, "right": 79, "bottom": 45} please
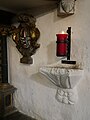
{"left": 56, "top": 33, "right": 68, "bottom": 56}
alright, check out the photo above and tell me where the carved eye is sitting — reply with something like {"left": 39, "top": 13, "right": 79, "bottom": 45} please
{"left": 61, "top": 0, "right": 75, "bottom": 13}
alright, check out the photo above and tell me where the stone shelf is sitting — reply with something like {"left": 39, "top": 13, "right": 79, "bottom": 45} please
{"left": 39, "top": 61, "right": 84, "bottom": 105}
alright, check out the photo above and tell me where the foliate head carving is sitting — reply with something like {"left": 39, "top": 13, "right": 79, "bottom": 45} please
{"left": 17, "top": 13, "right": 36, "bottom": 28}
{"left": 12, "top": 14, "right": 40, "bottom": 64}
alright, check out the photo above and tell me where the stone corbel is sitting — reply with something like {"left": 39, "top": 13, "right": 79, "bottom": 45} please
{"left": 40, "top": 61, "right": 84, "bottom": 105}
{"left": 57, "top": 0, "right": 76, "bottom": 17}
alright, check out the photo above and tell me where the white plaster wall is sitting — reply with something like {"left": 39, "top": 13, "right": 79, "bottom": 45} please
{"left": 7, "top": 0, "right": 90, "bottom": 119}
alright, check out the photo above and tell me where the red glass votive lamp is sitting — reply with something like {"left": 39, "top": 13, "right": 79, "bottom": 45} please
{"left": 56, "top": 31, "right": 68, "bottom": 56}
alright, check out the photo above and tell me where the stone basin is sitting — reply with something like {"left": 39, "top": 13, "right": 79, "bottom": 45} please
{"left": 40, "top": 62, "right": 83, "bottom": 89}
{"left": 39, "top": 61, "right": 84, "bottom": 104}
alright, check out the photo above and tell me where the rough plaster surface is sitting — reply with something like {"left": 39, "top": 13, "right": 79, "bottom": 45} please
{"left": 8, "top": 0, "right": 90, "bottom": 119}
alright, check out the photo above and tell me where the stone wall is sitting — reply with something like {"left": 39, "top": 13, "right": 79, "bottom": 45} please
{"left": 8, "top": 0, "right": 90, "bottom": 119}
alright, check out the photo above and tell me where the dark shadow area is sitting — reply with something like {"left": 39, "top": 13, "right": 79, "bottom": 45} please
{"left": 19, "top": 4, "right": 57, "bottom": 18}
{"left": 0, "top": 10, "right": 15, "bottom": 25}
{"left": 1, "top": 111, "right": 36, "bottom": 120}
{"left": 30, "top": 72, "right": 57, "bottom": 89}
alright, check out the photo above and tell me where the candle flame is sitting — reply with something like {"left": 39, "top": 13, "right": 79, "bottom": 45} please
{"left": 61, "top": 31, "right": 65, "bottom": 34}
